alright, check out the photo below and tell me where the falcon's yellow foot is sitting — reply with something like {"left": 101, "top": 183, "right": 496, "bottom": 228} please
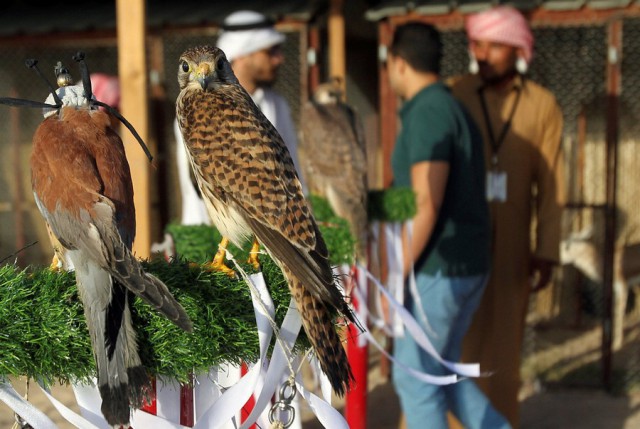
{"left": 247, "top": 239, "right": 261, "bottom": 270}
{"left": 49, "top": 254, "right": 61, "bottom": 272}
{"left": 202, "top": 237, "right": 236, "bottom": 277}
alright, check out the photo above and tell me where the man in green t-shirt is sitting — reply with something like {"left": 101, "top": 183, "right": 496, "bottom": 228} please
{"left": 387, "top": 22, "right": 509, "bottom": 429}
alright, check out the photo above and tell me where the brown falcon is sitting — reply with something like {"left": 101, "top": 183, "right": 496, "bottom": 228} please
{"left": 299, "top": 78, "right": 369, "bottom": 263}
{"left": 27, "top": 56, "right": 193, "bottom": 427}
{"left": 176, "top": 45, "right": 355, "bottom": 395}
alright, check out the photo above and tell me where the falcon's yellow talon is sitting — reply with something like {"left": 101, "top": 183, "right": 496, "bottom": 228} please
{"left": 49, "top": 254, "right": 61, "bottom": 271}
{"left": 202, "top": 237, "right": 236, "bottom": 277}
{"left": 208, "top": 253, "right": 236, "bottom": 277}
{"left": 247, "top": 239, "right": 261, "bottom": 270}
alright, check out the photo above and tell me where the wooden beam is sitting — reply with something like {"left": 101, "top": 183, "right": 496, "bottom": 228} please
{"left": 328, "top": 0, "right": 346, "bottom": 92}
{"left": 378, "top": 19, "right": 397, "bottom": 189}
{"left": 386, "top": 4, "right": 640, "bottom": 30}
{"left": 308, "top": 25, "right": 321, "bottom": 94}
{"left": 116, "top": 0, "right": 151, "bottom": 258}
{"left": 602, "top": 16, "right": 622, "bottom": 391}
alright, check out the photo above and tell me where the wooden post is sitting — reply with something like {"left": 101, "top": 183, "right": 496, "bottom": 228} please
{"left": 328, "top": 0, "right": 346, "bottom": 92}
{"left": 602, "top": 16, "right": 622, "bottom": 391}
{"left": 378, "top": 19, "right": 397, "bottom": 188}
{"left": 329, "top": 3, "right": 367, "bottom": 428}
{"left": 116, "top": 0, "right": 151, "bottom": 258}
{"left": 308, "top": 26, "right": 321, "bottom": 94}
{"left": 10, "top": 88, "right": 25, "bottom": 266}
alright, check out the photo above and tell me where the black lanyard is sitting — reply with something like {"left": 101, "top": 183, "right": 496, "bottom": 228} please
{"left": 477, "top": 84, "right": 522, "bottom": 166}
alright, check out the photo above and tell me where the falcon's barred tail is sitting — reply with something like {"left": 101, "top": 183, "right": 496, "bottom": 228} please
{"left": 72, "top": 254, "right": 149, "bottom": 427}
{"left": 281, "top": 266, "right": 353, "bottom": 396}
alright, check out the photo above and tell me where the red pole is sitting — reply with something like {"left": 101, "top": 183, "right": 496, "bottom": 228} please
{"left": 180, "top": 375, "right": 195, "bottom": 426}
{"left": 141, "top": 377, "right": 157, "bottom": 414}
{"left": 345, "top": 268, "right": 368, "bottom": 429}
{"left": 240, "top": 363, "right": 257, "bottom": 429}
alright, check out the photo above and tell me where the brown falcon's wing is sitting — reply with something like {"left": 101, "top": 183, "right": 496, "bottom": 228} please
{"left": 31, "top": 108, "right": 192, "bottom": 330}
{"left": 31, "top": 108, "right": 135, "bottom": 246}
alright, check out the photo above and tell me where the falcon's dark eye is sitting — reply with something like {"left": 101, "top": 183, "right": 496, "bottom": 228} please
{"left": 216, "top": 58, "right": 226, "bottom": 71}
{"left": 181, "top": 61, "right": 190, "bottom": 73}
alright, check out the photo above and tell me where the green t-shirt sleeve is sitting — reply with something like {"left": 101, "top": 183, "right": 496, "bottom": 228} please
{"left": 406, "top": 104, "right": 453, "bottom": 164}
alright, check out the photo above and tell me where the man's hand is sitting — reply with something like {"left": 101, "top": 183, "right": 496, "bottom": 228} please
{"left": 530, "top": 257, "right": 555, "bottom": 292}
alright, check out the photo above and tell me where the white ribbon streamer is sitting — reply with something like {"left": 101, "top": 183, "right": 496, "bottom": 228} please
{"left": 194, "top": 272, "right": 274, "bottom": 428}
{"left": 357, "top": 265, "right": 480, "bottom": 378}
{"left": 350, "top": 281, "right": 459, "bottom": 384}
{"left": 295, "top": 381, "right": 349, "bottom": 429}
{"left": 0, "top": 380, "right": 57, "bottom": 429}
{"left": 361, "top": 328, "right": 459, "bottom": 385}
{"left": 240, "top": 299, "right": 301, "bottom": 429}
{"left": 384, "top": 222, "right": 405, "bottom": 337}
{"left": 37, "top": 382, "right": 102, "bottom": 429}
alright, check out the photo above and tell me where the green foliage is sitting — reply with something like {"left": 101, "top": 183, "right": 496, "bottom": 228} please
{"left": 367, "top": 188, "right": 416, "bottom": 222}
{"left": 308, "top": 194, "right": 356, "bottom": 266}
{"left": 307, "top": 194, "right": 337, "bottom": 220}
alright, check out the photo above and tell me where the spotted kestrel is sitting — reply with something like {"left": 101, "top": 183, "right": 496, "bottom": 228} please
{"left": 175, "top": 45, "right": 354, "bottom": 395}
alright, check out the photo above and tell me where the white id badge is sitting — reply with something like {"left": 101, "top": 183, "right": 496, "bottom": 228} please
{"left": 486, "top": 171, "right": 507, "bottom": 202}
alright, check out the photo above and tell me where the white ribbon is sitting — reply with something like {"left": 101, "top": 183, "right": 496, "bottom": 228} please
{"left": 350, "top": 275, "right": 460, "bottom": 385}
{"left": 194, "top": 272, "right": 274, "bottom": 429}
{"left": 239, "top": 297, "right": 300, "bottom": 429}
{"left": 0, "top": 380, "right": 57, "bottom": 429}
{"left": 384, "top": 222, "right": 405, "bottom": 337}
{"left": 357, "top": 266, "right": 480, "bottom": 378}
{"left": 295, "top": 380, "right": 349, "bottom": 429}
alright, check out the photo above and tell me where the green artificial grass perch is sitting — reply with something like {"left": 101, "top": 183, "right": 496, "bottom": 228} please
{"left": 0, "top": 190, "right": 415, "bottom": 385}
{"left": 0, "top": 258, "right": 300, "bottom": 386}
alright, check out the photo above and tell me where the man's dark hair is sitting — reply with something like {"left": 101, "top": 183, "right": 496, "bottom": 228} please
{"left": 390, "top": 22, "right": 442, "bottom": 74}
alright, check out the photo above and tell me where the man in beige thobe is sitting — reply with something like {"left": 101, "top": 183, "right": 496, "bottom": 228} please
{"left": 449, "top": 6, "right": 565, "bottom": 427}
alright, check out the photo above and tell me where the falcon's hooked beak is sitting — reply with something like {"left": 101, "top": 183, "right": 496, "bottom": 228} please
{"left": 196, "top": 62, "right": 214, "bottom": 90}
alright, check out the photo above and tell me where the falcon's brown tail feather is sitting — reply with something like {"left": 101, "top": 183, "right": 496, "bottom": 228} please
{"left": 282, "top": 266, "right": 353, "bottom": 396}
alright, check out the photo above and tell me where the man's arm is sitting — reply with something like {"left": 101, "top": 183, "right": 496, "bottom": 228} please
{"left": 403, "top": 160, "right": 450, "bottom": 277}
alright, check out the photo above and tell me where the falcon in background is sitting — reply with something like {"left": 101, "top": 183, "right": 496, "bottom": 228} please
{"left": 175, "top": 45, "right": 355, "bottom": 395}
{"left": 299, "top": 78, "right": 369, "bottom": 263}
{"left": 27, "top": 57, "right": 192, "bottom": 427}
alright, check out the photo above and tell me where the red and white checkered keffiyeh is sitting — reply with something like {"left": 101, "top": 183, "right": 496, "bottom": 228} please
{"left": 465, "top": 6, "right": 534, "bottom": 64}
